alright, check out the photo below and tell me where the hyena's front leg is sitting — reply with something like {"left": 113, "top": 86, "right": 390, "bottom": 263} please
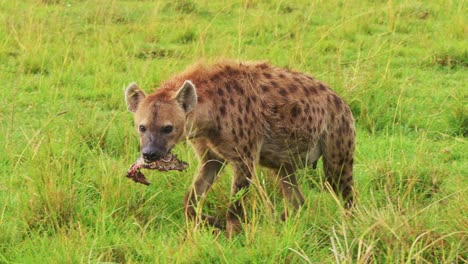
{"left": 184, "top": 148, "right": 225, "bottom": 229}
{"left": 277, "top": 164, "right": 306, "bottom": 221}
{"left": 226, "top": 159, "right": 255, "bottom": 238}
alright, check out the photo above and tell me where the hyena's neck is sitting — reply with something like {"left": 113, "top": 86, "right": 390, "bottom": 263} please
{"left": 184, "top": 96, "right": 214, "bottom": 140}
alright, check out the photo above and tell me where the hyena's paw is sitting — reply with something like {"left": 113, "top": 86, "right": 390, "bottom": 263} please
{"left": 204, "top": 214, "right": 224, "bottom": 230}
{"left": 226, "top": 218, "right": 242, "bottom": 239}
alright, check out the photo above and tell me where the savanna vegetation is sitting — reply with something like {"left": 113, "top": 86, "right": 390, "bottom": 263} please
{"left": 0, "top": 0, "right": 466, "bottom": 263}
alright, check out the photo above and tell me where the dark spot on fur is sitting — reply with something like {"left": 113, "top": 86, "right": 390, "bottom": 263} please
{"left": 279, "top": 89, "right": 288, "bottom": 96}
{"left": 319, "top": 83, "right": 327, "bottom": 91}
{"left": 237, "top": 117, "right": 243, "bottom": 126}
{"left": 221, "top": 98, "right": 227, "bottom": 106}
{"left": 251, "top": 96, "right": 257, "bottom": 103}
{"left": 272, "top": 106, "right": 278, "bottom": 114}
{"left": 243, "top": 146, "right": 249, "bottom": 153}
{"left": 219, "top": 105, "right": 226, "bottom": 116}
{"left": 263, "top": 72, "right": 272, "bottom": 79}
{"left": 210, "top": 74, "right": 220, "bottom": 82}
{"left": 308, "top": 87, "right": 318, "bottom": 95}
{"left": 333, "top": 94, "right": 341, "bottom": 108}
{"left": 207, "top": 128, "right": 220, "bottom": 138}
{"left": 270, "top": 80, "right": 278, "bottom": 87}
{"left": 229, "top": 97, "right": 235, "bottom": 106}
{"left": 239, "top": 130, "right": 244, "bottom": 138}
{"left": 218, "top": 88, "right": 224, "bottom": 96}
{"left": 338, "top": 126, "right": 345, "bottom": 135}
{"left": 232, "top": 81, "right": 244, "bottom": 95}
{"left": 336, "top": 139, "right": 342, "bottom": 148}
{"left": 345, "top": 125, "right": 350, "bottom": 134}
{"left": 225, "top": 83, "right": 232, "bottom": 93}
{"left": 256, "top": 63, "right": 269, "bottom": 70}
{"left": 291, "top": 105, "right": 301, "bottom": 117}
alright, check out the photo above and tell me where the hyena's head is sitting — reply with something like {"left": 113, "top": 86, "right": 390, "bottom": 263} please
{"left": 124, "top": 81, "right": 197, "bottom": 163}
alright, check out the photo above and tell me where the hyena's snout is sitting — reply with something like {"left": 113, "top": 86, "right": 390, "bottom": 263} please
{"left": 141, "top": 145, "right": 166, "bottom": 162}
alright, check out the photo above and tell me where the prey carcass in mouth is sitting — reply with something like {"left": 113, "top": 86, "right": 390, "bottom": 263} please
{"left": 126, "top": 153, "right": 189, "bottom": 185}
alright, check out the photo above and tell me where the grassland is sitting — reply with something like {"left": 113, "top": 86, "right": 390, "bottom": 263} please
{"left": 0, "top": 0, "right": 466, "bottom": 263}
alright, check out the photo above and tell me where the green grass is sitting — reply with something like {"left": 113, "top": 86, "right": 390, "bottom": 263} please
{"left": 1, "top": 0, "right": 467, "bottom": 262}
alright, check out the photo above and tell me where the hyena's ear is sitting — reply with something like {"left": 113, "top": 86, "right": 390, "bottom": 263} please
{"left": 175, "top": 80, "right": 197, "bottom": 112}
{"left": 125, "top": 82, "right": 146, "bottom": 113}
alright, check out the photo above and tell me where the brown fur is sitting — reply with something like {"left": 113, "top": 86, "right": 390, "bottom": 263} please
{"left": 125, "top": 60, "right": 356, "bottom": 237}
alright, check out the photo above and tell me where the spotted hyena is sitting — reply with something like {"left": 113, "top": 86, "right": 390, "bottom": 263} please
{"left": 125, "top": 60, "right": 355, "bottom": 237}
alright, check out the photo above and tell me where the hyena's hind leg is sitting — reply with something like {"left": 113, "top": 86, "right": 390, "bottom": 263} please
{"left": 322, "top": 155, "right": 354, "bottom": 208}
{"left": 321, "top": 120, "right": 356, "bottom": 208}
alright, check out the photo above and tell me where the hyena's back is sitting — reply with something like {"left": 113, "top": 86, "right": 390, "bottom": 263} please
{"left": 187, "top": 62, "right": 354, "bottom": 171}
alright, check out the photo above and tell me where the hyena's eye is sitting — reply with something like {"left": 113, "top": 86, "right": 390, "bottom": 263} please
{"left": 161, "top": 125, "right": 173, "bottom": 134}
{"left": 139, "top": 125, "right": 147, "bottom": 133}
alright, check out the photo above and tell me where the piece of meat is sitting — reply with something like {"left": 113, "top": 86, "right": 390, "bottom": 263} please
{"left": 126, "top": 154, "right": 189, "bottom": 185}
{"left": 126, "top": 161, "right": 151, "bottom": 185}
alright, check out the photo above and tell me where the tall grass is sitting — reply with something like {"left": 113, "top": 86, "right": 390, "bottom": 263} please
{"left": 0, "top": 0, "right": 466, "bottom": 262}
